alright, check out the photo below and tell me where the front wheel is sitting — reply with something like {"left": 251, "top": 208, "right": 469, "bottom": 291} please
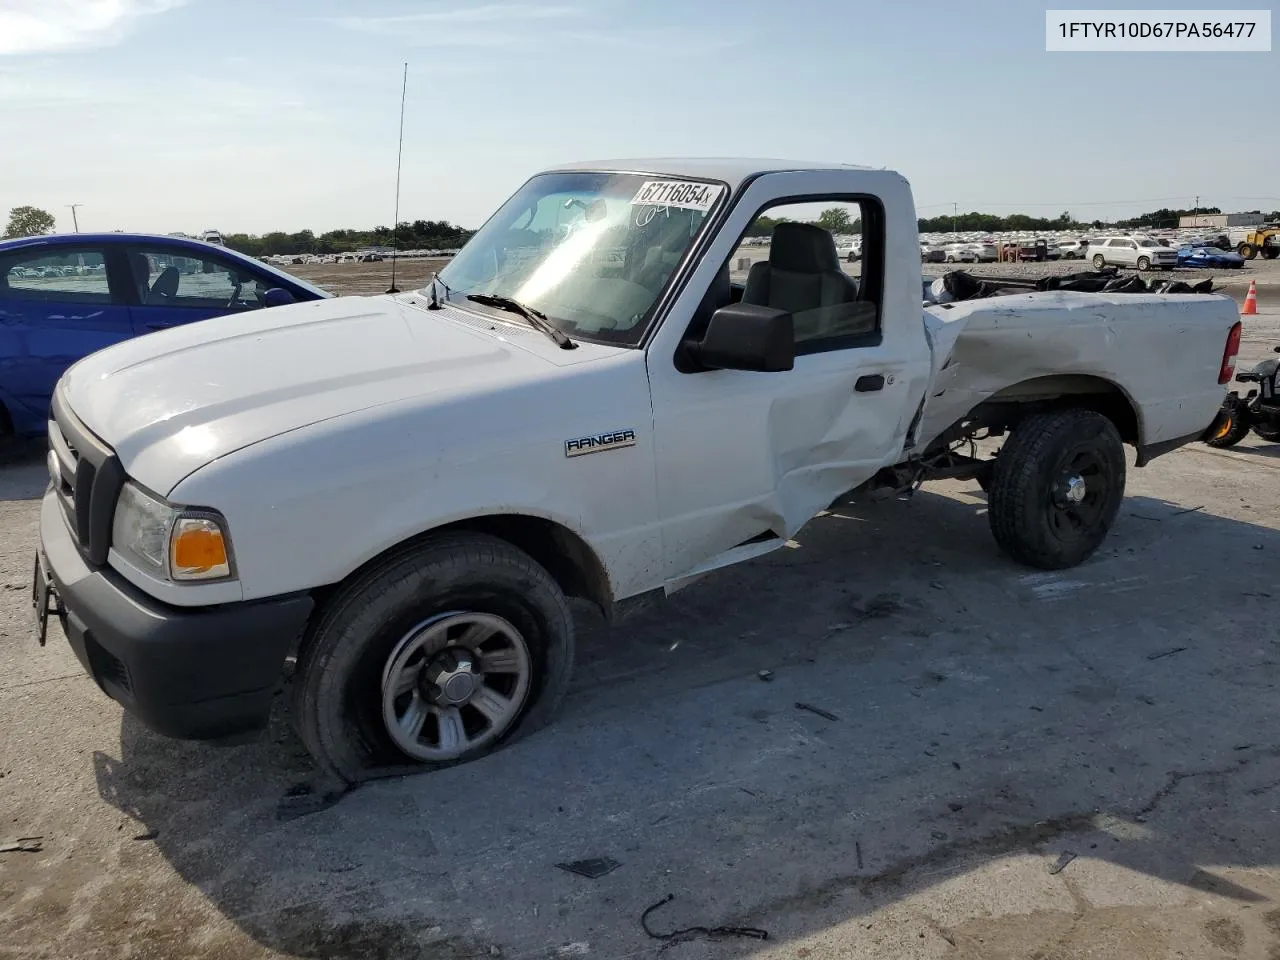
{"left": 292, "top": 533, "right": 575, "bottom": 783}
{"left": 1252, "top": 422, "right": 1280, "bottom": 443}
{"left": 1238, "top": 243, "right": 1256, "bottom": 260}
{"left": 1092, "top": 254, "right": 1106, "bottom": 270}
{"left": 1136, "top": 256, "right": 1151, "bottom": 271}
{"left": 987, "top": 409, "right": 1126, "bottom": 570}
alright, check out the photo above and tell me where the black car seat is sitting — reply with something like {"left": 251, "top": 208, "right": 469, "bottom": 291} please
{"left": 148, "top": 266, "right": 180, "bottom": 303}
{"left": 129, "top": 253, "right": 152, "bottom": 298}
{"left": 742, "top": 223, "right": 875, "bottom": 341}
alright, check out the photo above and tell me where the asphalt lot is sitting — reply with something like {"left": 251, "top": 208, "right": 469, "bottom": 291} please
{"left": 1, "top": 300, "right": 1279, "bottom": 959}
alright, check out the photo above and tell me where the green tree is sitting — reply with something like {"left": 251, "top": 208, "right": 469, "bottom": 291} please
{"left": 916, "top": 210, "right": 1086, "bottom": 233}
{"left": 223, "top": 221, "right": 477, "bottom": 258}
{"left": 4, "top": 205, "right": 57, "bottom": 238}
{"left": 1116, "top": 206, "right": 1221, "bottom": 229}
{"left": 816, "top": 207, "right": 852, "bottom": 233}
{"left": 745, "top": 215, "right": 786, "bottom": 238}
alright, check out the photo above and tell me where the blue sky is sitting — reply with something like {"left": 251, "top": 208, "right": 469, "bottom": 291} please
{"left": 1, "top": 0, "right": 1276, "bottom": 234}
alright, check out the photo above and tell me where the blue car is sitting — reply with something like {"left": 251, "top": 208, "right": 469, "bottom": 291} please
{"left": 1177, "top": 245, "right": 1246, "bottom": 269}
{"left": 0, "top": 233, "right": 330, "bottom": 438}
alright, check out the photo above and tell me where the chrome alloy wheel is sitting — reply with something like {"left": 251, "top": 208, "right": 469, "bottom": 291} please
{"left": 380, "top": 612, "right": 532, "bottom": 761}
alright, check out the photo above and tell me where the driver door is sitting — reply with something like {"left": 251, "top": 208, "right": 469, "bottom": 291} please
{"left": 124, "top": 243, "right": 268, "bottom": 334}
{"left": 643, "top": 173, "right": 934, "bottom": 589}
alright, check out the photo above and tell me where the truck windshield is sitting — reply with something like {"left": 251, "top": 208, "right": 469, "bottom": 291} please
{"left": 433, "top": 171, "right": 726, "bottom": 346}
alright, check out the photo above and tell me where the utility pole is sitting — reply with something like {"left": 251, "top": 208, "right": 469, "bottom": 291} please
{"left": 953, "top": 201, "right": 958, "bottom": 235}
{"left": 1193, "top": 195, "right": 1199, "bottom": 226}
{"left": 66, "top": 204, "right": 82, "bottom": 232}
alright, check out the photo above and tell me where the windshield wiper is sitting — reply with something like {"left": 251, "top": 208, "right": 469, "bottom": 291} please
{"left": 466, "top": 294, "right": 577, "bottom": 350}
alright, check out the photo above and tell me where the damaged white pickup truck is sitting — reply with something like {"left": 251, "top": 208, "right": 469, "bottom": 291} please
{"left": 35, "top": 159, "right": 1242, "bottom": 782}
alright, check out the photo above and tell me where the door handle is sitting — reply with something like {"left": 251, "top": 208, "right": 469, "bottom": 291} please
{"left": 855, "top": 374, "right": 885, "bottom": 393}
{"left": 144, "top": 322, "right": 170, "bottom": 330}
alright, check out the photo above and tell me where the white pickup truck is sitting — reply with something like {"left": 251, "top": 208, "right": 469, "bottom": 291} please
{"left": 34, "top": 158, "right": 1242, "bottom": 783}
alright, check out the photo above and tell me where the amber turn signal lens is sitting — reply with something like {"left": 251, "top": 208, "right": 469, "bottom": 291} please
{"left": 170, "top": 517, "right": 231, "bottom": 579}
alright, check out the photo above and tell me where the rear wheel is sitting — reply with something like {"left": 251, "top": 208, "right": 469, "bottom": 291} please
{"left": 1264, "top": 248, "right": 1279, "bottom": 260}
{"left": 1252, "top": 424, "right": 1280, "bottom": 443}
{"left": 987, "top": 410, "right": 1126, "bottom": 570}
{"left": 1204, "top": 403, "right": 1250, "bottom": 448}
{"left": 292, "top": 533, "right": 575, "bottom": 783}
{"left": 1092, "top": 254, "right": 1106, "bottom": 270}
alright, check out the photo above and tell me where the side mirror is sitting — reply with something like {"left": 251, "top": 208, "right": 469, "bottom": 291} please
{"left": 263, "top": 287, "right": 297, "bottom": 307}
{"left": 683, "top": 302, "right": 794, "bottom": 372}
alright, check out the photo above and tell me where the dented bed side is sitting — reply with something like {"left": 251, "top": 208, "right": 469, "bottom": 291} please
{"left": 916, "top": 291, "right": 1240, "bottom": 454}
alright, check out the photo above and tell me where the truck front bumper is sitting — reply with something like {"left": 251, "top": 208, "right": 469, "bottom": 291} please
{"left": 38, "top": 490, "right": 314, "bottom": 741}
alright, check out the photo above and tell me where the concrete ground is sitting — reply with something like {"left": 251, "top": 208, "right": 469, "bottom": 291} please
{"left": 1, "top": 305, "right": 1279, "bottom": 960}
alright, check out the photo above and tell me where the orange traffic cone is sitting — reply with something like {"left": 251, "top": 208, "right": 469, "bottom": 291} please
{"left": 1242, "top": 279, "right": 1258, "bottom": 316}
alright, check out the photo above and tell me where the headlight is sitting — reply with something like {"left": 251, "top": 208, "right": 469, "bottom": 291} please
{"left": 111, "top": 482, "right": 234, "bottom": 582}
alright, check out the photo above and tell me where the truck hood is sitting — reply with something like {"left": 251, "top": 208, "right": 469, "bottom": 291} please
{"left": 60, "top": 294, "right": 616, "bottom": 494}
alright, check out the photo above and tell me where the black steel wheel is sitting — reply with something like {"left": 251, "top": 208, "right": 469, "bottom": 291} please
{"left": 987, "top": 409, "right": 1126, "bottom": 569}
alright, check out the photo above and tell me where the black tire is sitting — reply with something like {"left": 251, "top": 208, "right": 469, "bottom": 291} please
{"left": 1092, "top": 254, "right": 1106, "bottom": 270}
{"left": 1264, "top": 248, "right": 1280, "bottom": 260}
{"left": 1205, "top": 405, "right": 1250, "bottom": 448}
{"left": 987, "top": 410, "right": 1126, "bottom": 570}
{"left": 1136, "top": 256, "right": 1151, "bottom": 271}
{"left": 292, "top": 532, "right": 575, "bottom": 784}
{"left": 1253, "top": 423, "right": 1280, "bottom": 443}
{"left": 1238, "top": 243, "right": 1256, "bottom": 260}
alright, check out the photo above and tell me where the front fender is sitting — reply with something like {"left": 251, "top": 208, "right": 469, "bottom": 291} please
{"left": 169, "top": 411, "right": 662, "bottom": 604}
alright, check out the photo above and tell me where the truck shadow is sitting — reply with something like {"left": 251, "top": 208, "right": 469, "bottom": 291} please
{"left": 87, "top": 485, "right": 1280, "bottom": 958}
{"left": 1222, "top": 439, "right": 1280, "bottom": 461}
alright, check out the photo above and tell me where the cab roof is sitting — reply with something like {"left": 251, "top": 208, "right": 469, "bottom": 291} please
{"left": 543, "top": 158, "right": 882, "bottom": 192}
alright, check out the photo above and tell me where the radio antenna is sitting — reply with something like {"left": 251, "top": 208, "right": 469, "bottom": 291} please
{"left": 386, "top": 61, "right": 408, "bottom": 294}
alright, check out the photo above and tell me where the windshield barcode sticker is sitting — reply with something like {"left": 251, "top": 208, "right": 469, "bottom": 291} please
{"left": 630, "top": 180, "right": 724, "bottom": 212}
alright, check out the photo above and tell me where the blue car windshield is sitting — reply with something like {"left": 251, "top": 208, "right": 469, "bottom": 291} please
{"left": 434, "top": 171, "right": 727, "bottom": 347}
